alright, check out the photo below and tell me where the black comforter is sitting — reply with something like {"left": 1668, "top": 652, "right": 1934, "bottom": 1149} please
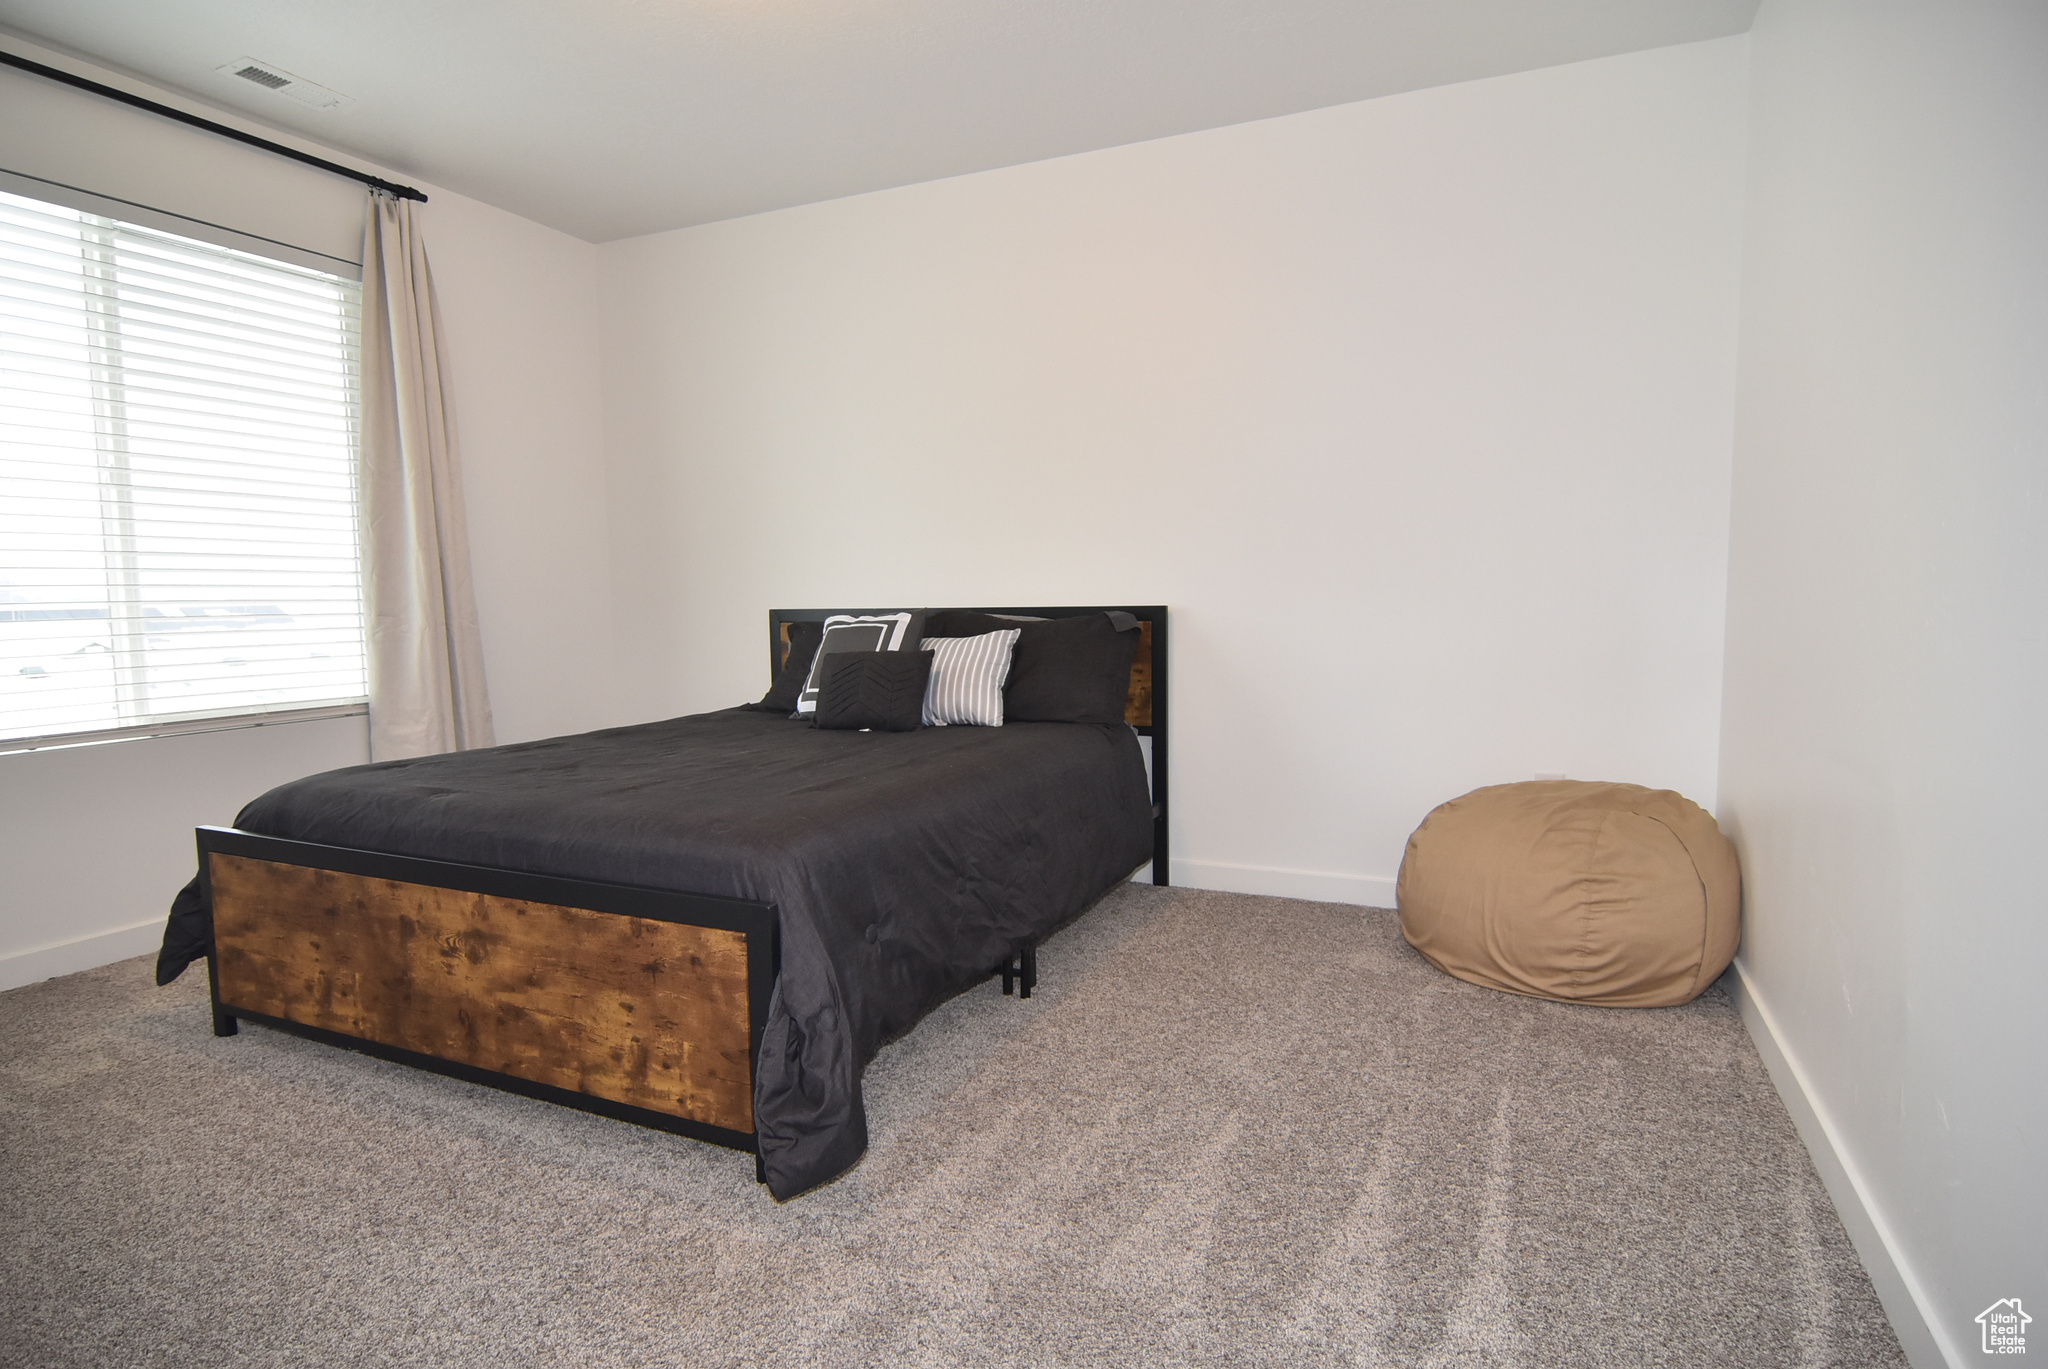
{"left": 157, "top": 706, "right": 1152, "bottom": 1199}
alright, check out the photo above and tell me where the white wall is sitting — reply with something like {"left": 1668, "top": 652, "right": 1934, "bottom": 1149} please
{"left": 0, "top": 714, "right": 369, "bottom": 985}
{"left": 0, "top": 39, "right": 617, "bottom": 987}
{"left": 424, "top": 189, "right": 618, "bottom": 746}
{"left": 1719, "top": 3, "right": 2048, "bottom": 1365}
{"left": 598, "top": 37, "right": 1749, "bottom": 903}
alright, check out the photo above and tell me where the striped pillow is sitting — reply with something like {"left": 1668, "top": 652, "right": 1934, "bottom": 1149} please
{"left": 919, "top": 629, "right": 1021, "bottom": 726}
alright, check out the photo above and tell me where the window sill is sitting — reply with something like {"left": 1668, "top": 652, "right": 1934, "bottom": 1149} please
{"left": 0, "top": 703, "right": 368, "bottom": 756}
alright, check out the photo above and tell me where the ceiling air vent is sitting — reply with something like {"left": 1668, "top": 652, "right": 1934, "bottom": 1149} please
{"left": 232, "top": 63, "right": 290, "bottom": 90}
{"left": 214, "top": 57, "right": 354, "bottom": 111}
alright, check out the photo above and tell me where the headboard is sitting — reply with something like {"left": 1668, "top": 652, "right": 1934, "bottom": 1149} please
{"left": 767, "top": 606, "right": 1170, "bottom": 886}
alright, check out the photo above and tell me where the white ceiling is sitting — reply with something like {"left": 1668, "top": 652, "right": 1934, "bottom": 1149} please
{"left": 0, "top": 0, "right": 1759, "bottom": 243}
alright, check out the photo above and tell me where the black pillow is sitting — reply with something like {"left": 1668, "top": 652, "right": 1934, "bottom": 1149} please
{"left": 921, "top": 611, "right": 1138, "bottom": 725}
{"left": 753, "top": 620, "right": 823, "bottom": 713}
{"left": 813, "top": 649, "right": 933, "bottom": 732}
{"left": 796, "top": 611, "right": 929, "bottom": 716}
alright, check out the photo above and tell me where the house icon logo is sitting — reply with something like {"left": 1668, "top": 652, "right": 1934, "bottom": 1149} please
{"left": 1977, "top": 1298, "right": 2030, "bottom": 1355}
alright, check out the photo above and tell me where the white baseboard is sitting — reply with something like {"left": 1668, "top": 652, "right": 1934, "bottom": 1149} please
{"left": 1144, "top": 857, "right": 1397, "bottom": 908}
{"left": 0, "top": 917, "right": 164, "bottom": 993}
{"left": 1727, "top": 960, "right": 1959, "bottom": 1369}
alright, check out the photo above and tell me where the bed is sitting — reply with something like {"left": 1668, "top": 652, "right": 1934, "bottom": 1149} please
{"left": 155, "top": 605, "right": 1168, "bottom": 1199}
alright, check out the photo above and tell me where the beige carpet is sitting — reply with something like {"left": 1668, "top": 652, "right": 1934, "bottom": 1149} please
{"left": 0, "top": 885, "right": 1905, "bottom": 1368}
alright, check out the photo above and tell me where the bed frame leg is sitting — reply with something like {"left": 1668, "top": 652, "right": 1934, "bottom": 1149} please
{"left": 997, "top": 944, "right": 1039, "bottom": 999}
{"left": 754, "top": 1149, "right": 767, "bottom": 1186}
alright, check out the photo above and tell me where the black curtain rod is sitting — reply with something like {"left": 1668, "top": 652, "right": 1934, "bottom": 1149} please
{"left": 0, "top": 48, "right": 427, "bottom": 202}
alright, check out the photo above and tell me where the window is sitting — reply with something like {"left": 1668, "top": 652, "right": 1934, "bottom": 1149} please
{"left": 0, "top": 187, "right": 366, "bottom": 748}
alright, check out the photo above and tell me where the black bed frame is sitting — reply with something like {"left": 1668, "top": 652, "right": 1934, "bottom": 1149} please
{"left": 204, "top": 604, "right": 1169, "bottom": 1180}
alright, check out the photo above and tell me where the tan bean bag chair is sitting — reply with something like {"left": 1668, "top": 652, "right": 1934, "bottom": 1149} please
{"left": 1396, "top": 781, "right": 1740, "bottom": 1007}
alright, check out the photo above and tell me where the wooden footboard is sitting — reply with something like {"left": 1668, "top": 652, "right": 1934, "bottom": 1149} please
{"left": 200, "top": 826, "right": 778, "bottom": 1154}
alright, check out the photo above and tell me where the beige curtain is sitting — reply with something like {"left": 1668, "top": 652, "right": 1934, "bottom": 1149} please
{"left": 358, "top": 190, "right": 493, "bottom": 760}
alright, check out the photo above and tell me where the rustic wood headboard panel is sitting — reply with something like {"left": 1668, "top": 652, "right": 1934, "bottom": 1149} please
{"left": 1123, "top": 619, "right": 1154, "bottom": 731}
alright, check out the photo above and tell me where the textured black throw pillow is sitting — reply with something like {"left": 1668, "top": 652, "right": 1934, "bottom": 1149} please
{"left": 796, "top": 611, "right": 928, "bottom": 716}
{"left": 921, "top": 611, "right": 1138, "bottom": 725}
{"left": 813, "top": 649, "right": 933, "bottom": 732}
{"left": 753, "top": 619, "right": 824, "bottom": 713}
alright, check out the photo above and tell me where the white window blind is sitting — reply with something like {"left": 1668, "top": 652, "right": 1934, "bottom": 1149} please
{"left": 0, "top": 187, "right": 367, "bottom": 748}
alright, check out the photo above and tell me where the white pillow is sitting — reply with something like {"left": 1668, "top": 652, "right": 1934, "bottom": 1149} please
{"left": 919, "top": 629, "right": 1021, "bottom": 726}
{"left": 796, "top": 612, "right": 919, "bottom": 715}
